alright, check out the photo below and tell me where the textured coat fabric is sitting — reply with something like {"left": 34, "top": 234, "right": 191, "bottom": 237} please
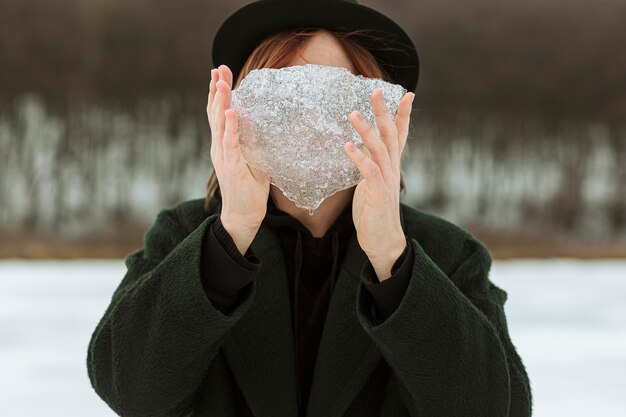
{"left": 204, "top": 193, "right": 414, "bottom": 415}
{"left": 86, "top": 196, "right": 533, "bottom": 417}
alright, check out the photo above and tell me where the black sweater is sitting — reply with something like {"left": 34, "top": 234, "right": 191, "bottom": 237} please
{"left": 201, "top": 193, "right": 413, "bottom": 416}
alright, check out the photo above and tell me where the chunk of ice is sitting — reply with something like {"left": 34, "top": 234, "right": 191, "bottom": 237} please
{"left": 230, "top": 63, "right": 407, "bottom": 214}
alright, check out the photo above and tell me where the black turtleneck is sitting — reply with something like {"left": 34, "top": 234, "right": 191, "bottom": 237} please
{"left": 200, "top": 191, "right": 414, "bottom": 415}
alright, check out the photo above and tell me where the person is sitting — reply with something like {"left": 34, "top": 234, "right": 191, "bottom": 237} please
{"left": 86, "top": 1, "right": 532, "bottom": 416}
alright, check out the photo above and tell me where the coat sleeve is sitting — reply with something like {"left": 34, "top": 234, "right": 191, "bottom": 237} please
{"left": 360, "top": 235, "right": 413, "bottom": 323}
{"left": 86, "top": 208, "right": 261, "bottom": 417}
{"left": 202, "top": 216, "right": 261, "bottom": 313}
{"left": 356, "top": 236, "right": 532, "bottom": 417}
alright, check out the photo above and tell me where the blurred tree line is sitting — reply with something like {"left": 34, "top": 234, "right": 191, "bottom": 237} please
{"left": 0, "top": 0, "right": 625, "bottom": 257}
{"left": 1, "top": 0, "right": 624, "bottom": 122}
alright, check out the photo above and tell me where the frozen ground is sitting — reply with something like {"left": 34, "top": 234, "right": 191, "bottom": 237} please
{"left": 0, "top": 259, "right": 625, "bottom": 417}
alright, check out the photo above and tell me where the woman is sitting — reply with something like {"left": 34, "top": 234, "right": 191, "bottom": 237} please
{"left": 87, "top": 1, "right": 532, "bottom": 416}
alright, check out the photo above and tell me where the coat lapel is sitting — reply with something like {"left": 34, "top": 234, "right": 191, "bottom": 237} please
{"left": 219, "top": 201, "right": 407, "bottom": 417}
{"left": 304, "top": 228, "right": 383, "bottom": 417}
{"left": 306, "top": 205, "right": 406, "bottom": 417}
{"left": 220, "top": 222, "right": 299, "bottom": 417}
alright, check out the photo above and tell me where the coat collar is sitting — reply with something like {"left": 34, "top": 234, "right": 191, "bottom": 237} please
{"left": 211, "top": 190, "right": 406, "bottom": 417}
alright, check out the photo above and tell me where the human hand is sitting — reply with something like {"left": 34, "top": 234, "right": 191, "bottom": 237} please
{"left": 343, "top": 88, "right": 415, "bottom": 281}
{"left": 207, "top": 65, "right": 270, "bottom": 253}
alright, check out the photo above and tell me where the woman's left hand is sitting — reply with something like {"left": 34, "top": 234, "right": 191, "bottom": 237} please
{"left": 344, "top": 88, "right": 415, "bottom": 282}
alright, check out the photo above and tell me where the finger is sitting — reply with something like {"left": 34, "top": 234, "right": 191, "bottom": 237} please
{"left": 210, "top": 126, "right": 223, "bottom": 169}
{"left": 371, "top": 88, "right": 398, "bottom": 169}
{"left": 208, "top": 71, "right": 223, "bottom": 167}
{"left": 344, "top": 141, "right": 386, "bottom": 197}
{"left": 349, "top": 110, "right": 392, "bottom": 182}
{"left": 207, "top": 68, "right": 218, "bottom": 123}
{"left": 223, "top": 108, "right": 241, "bottom": 165}
{"left": 209, "top": 100, "right": 223, "bottom": 169}
{"left": 214, "top": 80, "right": 231, "bottom": 141}
{"left": 218, "top": 64, "right": 234, "bottom": 89}
{"left": 212, "top": 75, "right": 226, "bottom": 120}
{"left": 210, "top": 69, "right": 221, "bottom": 117}
{"left": 395, "top": 92, "right": 414, "bottom": 156}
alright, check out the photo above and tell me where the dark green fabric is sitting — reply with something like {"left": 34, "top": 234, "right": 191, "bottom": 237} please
{"left": 87, "top": 196, "right": 532, "bottom": 417}
{"left": 206, "top": 197, "right": 413, "bottom": 415}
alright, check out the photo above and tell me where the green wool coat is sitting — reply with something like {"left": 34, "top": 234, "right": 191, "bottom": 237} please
{"left": 87, "top": 197, "right": 532, "bottom": 417}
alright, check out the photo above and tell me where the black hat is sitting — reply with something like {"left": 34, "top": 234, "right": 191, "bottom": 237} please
{"left": 211, "top": 0, "right": 420, "bottom": 93}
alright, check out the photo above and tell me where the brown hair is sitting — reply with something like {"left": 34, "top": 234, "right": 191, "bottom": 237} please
{"left": 204, "top": 27, "right": 408, "bottom": 212}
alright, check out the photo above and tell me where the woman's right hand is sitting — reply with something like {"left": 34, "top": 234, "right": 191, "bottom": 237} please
{"left": 207, "top": 65, "right": 270, "bottom": 254}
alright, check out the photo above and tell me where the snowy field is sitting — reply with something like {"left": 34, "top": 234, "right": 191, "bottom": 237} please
{"left": 0, "top": 259, "right": 625, "bottom": 417}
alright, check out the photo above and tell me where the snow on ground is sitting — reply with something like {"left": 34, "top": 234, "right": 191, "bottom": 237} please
{"left": 0, "top": 259, "right": 625, "bottom": 417}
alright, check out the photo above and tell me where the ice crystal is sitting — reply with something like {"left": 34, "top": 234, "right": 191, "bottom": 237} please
{"left": 230, "top": 63, "right": 407, "bottom": 214}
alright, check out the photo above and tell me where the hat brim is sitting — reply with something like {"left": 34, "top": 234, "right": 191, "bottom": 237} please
{"left": 211, "top": 0, "right": 419, "bottom": 93}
